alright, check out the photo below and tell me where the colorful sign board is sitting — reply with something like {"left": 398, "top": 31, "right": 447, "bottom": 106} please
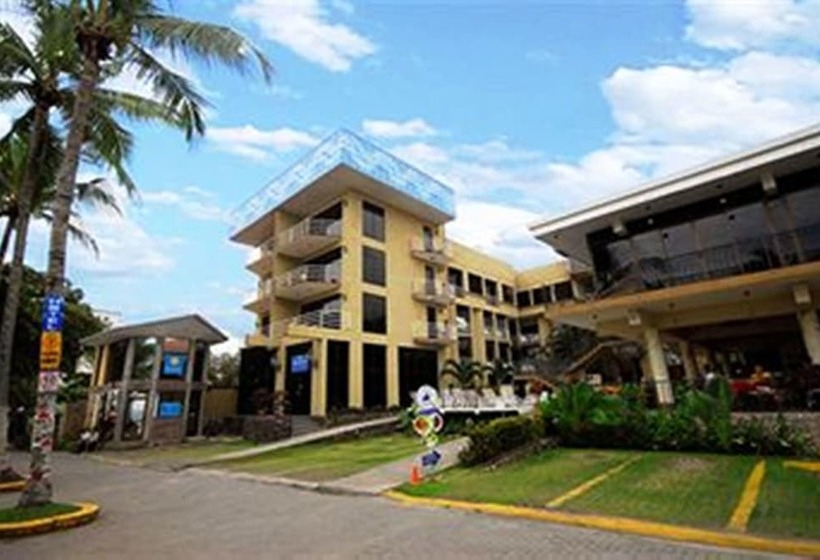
{"left": 291, "top": 354, "right": 311, "bottom": 374}
{"left": 39, "top": 331, "right": 62, "bottom": 371}
{"left": 158, "top": 401, "right": 183, "bottom": 418}
{"left": 162, "top": 353, "right": 187, "bottom": 377}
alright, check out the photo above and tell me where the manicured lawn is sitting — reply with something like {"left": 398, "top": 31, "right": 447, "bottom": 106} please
{"left": 749, "top": 460, "right": 820, "bottom": 540}
{"left": 218, "top": 434, "right": 425, "bottom": 481}
{"left": 400, "top": 448, "right": 632, "bottom": 507}
{"left": 0, "top": 503, "right": 79, "bottom": 523}
{"left": 104, "top": 440, "right": 255, "bottom": 465}
{"left": 563, "top": 452, "right": 758, "bottom": 528}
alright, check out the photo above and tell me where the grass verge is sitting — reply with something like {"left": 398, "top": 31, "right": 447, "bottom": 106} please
{"left": 399, "top": 448, "right": 631, "bottom": 506}
{"left": 749, "top": 460, "right": 820, "bottom": 540}
{"left": 218, "top": 434, "right": 424, "bottom": 481}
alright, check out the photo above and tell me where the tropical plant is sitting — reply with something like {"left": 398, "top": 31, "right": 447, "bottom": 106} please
{"left": 483, "top": 360, "right": 515, "bottom": 389}
{"left": 540, "top": 382, "right": 625, "bottom": 444}
{"left": 440, "top": 359, "right": 484, "bottom": 390}
{"left": 207, "top": 352, "right": 239, "bottom": 388}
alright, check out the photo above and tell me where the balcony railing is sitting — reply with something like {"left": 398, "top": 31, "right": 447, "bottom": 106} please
{"left": 246, "top": 238, "right": 275, "bottom": 273}
{"left": 276, "top": 217, "right": 342, "bottom": 258}
{"left": 595, "top": 224, "right": 820, "bottom": 298}
{"left": 271, "top": 308, "right": 343, "bottom": 339}
{"left": 243, "top": 279, "right": 273, "bottom": 309}
{"left": 274, "top": 262, "right": 341, "bottom": 301}
{"left": 412, "top": 322, "right": 455, "bottom": 346}
{"left": 411, "top": 280, "right": 456, "bottom": 306}
{"left": 409, "top": 238, "right": 451, "bottom": 265}
{"left": 485, "top": 293, "right": 499, "bottom": 306}
{"left": 517, "top": 333, "right": 541, "bottom": 346}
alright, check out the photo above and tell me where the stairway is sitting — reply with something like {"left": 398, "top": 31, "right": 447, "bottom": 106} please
{"left": 291, "top": 415, "right": 324, "bottom": 438}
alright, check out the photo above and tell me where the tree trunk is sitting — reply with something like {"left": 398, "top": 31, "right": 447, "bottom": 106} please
{"left": 0, "top": 213, "right": 14, "bottom": 267}
{"left": 0, "top": 103, "right": 48, "bottom": 481}
{"left": 19, "top": 53, "right": 100, "bottom": 508}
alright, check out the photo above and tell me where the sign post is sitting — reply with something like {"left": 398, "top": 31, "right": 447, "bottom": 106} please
{"left": 409, "top": 385, "right": 445, "bottom": 483}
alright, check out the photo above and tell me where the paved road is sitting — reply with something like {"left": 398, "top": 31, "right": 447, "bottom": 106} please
{"left": 0, "top": 453, "right": 785, "bottom": 559}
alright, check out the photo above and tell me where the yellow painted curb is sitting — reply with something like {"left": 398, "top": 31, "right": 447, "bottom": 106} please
{"left": 783, "top": 460, "right": 820, "bottom": 473}
{"left": 727, "top": 460, "right": 765, "bottom": 532}
{"left": 0, "top": 502, "right": 100, "bottom": 538}
{"left": 384, "top": 491, "right": 820, "bottom": 557}
{"left": 0, "top": 480, "right": 26, "bottom": 493}
{"left": 547, "top": 454, "right": 643, "bottom": 508}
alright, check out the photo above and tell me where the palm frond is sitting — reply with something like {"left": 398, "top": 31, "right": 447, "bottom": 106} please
{"left": 39, "top": 210, "right": 100, "bottom": 257}
{"left": 94, "top": 86, "right": 191, "bottom": 133}
{"left": 0, "top": 22, "right": 40, "bottom": 79}
{"left": 76, "top": 178, "right": 121, "bottom": 215}
{"left": 137, "top": 15, "right": 273, "bottom": 82}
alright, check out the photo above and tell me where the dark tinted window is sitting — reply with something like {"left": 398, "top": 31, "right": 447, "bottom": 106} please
{"left": 362, "top": 246, "right": 386, "bottom": 286}
{"left": 502, "top": 285, "right": 514, "bottom": 304}
{"left": 485, "top": 341, "right": 495, "bottom": 362}
{"left": 363, "top": 202, "right": 385, "bottom": 241}
{"left": 468, "top": 273, "right": 483, "bottom": 295}
{"left": 554, "top": 281, "right": 573, "bottom": 301}
{"left": 485, "top": 280, "right": 498, "bottom": 297}
{"left": 447, "top": 267, "right": 464, "bottom": 287}
{"left": 532, "top": 287, "right": 546, "bottom": 304}
{"left": 458, "top": 337, "right": 472, "bottom": 360}
{"left": 362, "top": 294, "right": 387, "bottom": 334}
{"left": 517, "top": 291, "right": 531, "bottom": 308}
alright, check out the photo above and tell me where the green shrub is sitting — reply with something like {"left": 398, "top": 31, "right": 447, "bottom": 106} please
{"left": 732, "top": 415, "right": 817, "bottom": 458}
{"left": 459, "top": 415, "right": 541, "bottom": 466}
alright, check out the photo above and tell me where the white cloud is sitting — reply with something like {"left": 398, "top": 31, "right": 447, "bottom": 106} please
{"left": 361, "top": 118, "right": 437, "bottom": 139}
{"left": 207, "top": 125, "right": 319, "bottom": 161}
{"left": 234, "top": 0, "right": 376, "bottom": 72}
{"left": 685, "top": 0, "right": 820, "bottom": 51}
{"left": 140, "top": 187, "right": 229, "bottom": 222}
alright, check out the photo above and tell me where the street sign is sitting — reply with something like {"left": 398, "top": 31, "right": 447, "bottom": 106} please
{"left": 39, "top": 331, "right": 62, "bottom": 371}
{"left": 38, "top": 370, "right": 61, "bottom": 393}
{"left": 42, "top": 293, "right": 65, "bottom": 332}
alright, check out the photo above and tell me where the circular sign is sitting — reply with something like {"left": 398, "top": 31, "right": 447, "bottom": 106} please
{"left": 415, "top": 385, "right": 441, "bottom": 412}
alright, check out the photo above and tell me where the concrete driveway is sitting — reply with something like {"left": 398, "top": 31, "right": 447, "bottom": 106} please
{"left": 0, "top": 453, "right": 783, "bottom": 559}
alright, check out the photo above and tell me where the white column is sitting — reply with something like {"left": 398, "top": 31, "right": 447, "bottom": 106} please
{"left": 182, "top": 340, "right": 197, "bottom": 439}
{"left": 644, "top": 325, "right": 674, "bottom": 405}
{"left": 113, "top": 339, "right": 136, "bottom": 443}
{"left": 798, "top": 308, "right": 820, "bottom": 365}
{"left": 680, "top": 341, "right": 698, "bottom": 383}
{"left": 142, "top": 338, "right": 164, "bottom": 442}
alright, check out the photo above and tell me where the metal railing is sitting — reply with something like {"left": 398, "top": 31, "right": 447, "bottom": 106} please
{"left": 409, "top": 237, "right": 451, "bottom": 256}
{"left": 518, "top": 333, "right": 541, "bottom": 346}
{"left": 277, "top": 217, "right": 342, "bottom": 246}
{"left": 411, "top": 280, "right": 456, "bottom": 299}
{"left": 413, "top": 321, "right": 456, "bottom": 341}
{"left": 485, "top": 293, "right": 499, "bottom": 306}
{"left": 275, "top": 262, "right": 341, "bottom": 288}
{"left": 271, "top": 308, "right": 344, "bottom": 338}
{"left": 595, "top": 224, "right": 820, "bottom": 298}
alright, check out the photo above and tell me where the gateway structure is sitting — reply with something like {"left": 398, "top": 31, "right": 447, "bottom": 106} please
{"left": 231, "top": 130, "right": 591, "bottom": 417}
{"left": 530, "top": 126, "right": 820, "bottom": 404}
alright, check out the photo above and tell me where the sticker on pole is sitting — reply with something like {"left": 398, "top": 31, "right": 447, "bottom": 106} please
{"left": 39, "top": 331, "right": 62, "bottom": 371}
{"left": 41, "top": 293, "right": 65, "bottom": 332}
{"left": 38, "top": 370, "right": 61, "bottom": 393}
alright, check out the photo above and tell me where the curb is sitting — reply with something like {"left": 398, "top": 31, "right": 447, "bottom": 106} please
{"left": 0, "top": 480, "right": 26, "bottom": 493}
{"left": 383, "top": 491, "right": 820, "bottom": 557}
{"left": 186, "top": 467, "right": 321, "bottom": 492}
{"left": 0, "top": 502, "right": 100, "bottom": 538}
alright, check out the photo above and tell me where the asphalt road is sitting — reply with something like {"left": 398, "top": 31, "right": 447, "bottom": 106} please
{"left": 0, "top": 453, "right": 785, "bottom": 559}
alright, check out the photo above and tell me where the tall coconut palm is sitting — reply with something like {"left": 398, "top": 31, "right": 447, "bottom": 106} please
{"left": 20, "top": 0, "right": 271, "bottom": 506}
{"left": 440, "top": 359, "right": 484, "bottom": 390}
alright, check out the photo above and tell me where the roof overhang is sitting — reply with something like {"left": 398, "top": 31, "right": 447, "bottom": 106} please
{"left": 230, "top": 129, "right": 455, "bottom": 246}
{"left": 81, "top": 314, "right": 228, "bottom": 347}
{"left": 529, "top": 124, "right": 820, "bottom": 264}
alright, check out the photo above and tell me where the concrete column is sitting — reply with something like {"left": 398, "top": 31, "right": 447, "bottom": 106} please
{"left": 142, "top": 338, "right": 164, "bottom": 442}
{"left": 386, "top": 344, "right": 399, "bottom": 407}
{"left": 798, "top": 308, "right": 820, "bottom": 365}
{"left": 643, "top": 325, "right": 674, "bottom": 405}
{"left": 113, "top": 338, "right": 136, "bottom": 443}
{"left": 349, "top": 341, "right": 363, "bottom": 408}
{"left": 182, "top": 339, "right": 197, "bottom": 438}
{"left": 311, "top": 340, "right": 324, "bottom": 417}
{"left": 197, "top": 349, "right": 210, "bottom": 436}
{"left": 680, "top": 341, "right": 698, "bottom": 383}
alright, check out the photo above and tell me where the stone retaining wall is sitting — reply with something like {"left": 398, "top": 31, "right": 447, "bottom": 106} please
{"left": 732, "top": 412, "right": 820, "bottom": 445}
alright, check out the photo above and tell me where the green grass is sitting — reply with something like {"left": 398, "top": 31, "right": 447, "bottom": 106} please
{"left": 218, "top": 434, "right": 425, "bottom": 482}
{"left": 104, "top": 440, "right": 255, "bottom": 465}
{"left": 400, "top": 448, "right": 631, "bottom": 507}
{"left": 749, "top": 460, "right": 820, "bottom": 540}
{"left": 563, "top": 452, "right": 757, "bottom": 528}
{"left": 0, "top": 503, "right": 79, "bottom": 523}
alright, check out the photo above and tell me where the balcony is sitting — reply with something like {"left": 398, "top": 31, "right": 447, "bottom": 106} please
{"left": 274, "top": 262, "right": 341, "bottom": 301}
{"left": 413, "top": 322, "right": 455, "bottom": 347}
{"left": 595, "top": 224, "right": 820, "bottom": 299}
{"left": 245, "top": 331, "right": 270, "bottom": 346}
{"left": 246, "top": 240, "right": 275, "bottom": 275}
{"left": 517, "top": 333, "right": 541, "bottom": 347}
{"left": 496, "top": 327, "right": 511, "bottom": 340}
{"left": 242, "top": 281, "right": 272, "bottom": 313}
{"left": 411, "top": 280, "right": 456, "bottom": 307}
{"left": 410, "top": 238, "right": 451, "bottom": 266}
{"left": 276, "top": 217, "right": 342, "bottom": 258}
{"left": 271, "top": 308, "right": 344, "bottom": 340}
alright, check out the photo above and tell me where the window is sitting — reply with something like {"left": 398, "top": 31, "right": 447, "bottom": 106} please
{"left": 483, "top": 311, "right": 493, "bottom": 335}
{"left": 362, "top": 294, "right": 387, "bottom": 334}
{"left": 447, "top": 267, "right": 464, "bottom": 288}
{"left": 485, "top": 280, "right": 498, "bottom": 297}
{"left": 458, "top": 337, "right": 473, "bottom": 360}
{"left": 517, "top": 291, "right": 532, "bottom": 308}
{"left": 300, "top": 295, "right": 342, "bottom": 328}
{"left": 468, "top": 273, "right": 483, "bottom": 295}
{"left": 362, "top": 246, "right": 386, "bottom": 286}
{"left": 554, "top": 281, "right": 573, "bottom": 301}
{"left": 499, "top": 343, "right": 510, "bottom": 363}
{"left": 363, "top": 344, "right": 387, "bottom": 409}
{"left": 456, "top": 305, "right": 471, "bottom": 336}
{"left": 485, "top": 341, "right": 496, "bottom": 362}
{"left": 502, "top": 284, "right": 514, "bottom": 304}
{"left": 363, "top": 202, "right": 385, "bottom": 241}
{"left": 532, "top": 287, "right": 546, "bottom": 305}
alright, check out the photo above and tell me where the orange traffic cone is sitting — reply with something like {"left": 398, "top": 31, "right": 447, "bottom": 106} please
{"left": 409, "top": 463, "right": 423, "bottom": 485}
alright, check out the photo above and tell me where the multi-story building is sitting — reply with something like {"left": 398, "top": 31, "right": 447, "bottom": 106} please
{"left": 231, "top": 130, "right": 585, "bottom": 417}
{"left": 529, "top": 125, "right": 820, "bottom": 405}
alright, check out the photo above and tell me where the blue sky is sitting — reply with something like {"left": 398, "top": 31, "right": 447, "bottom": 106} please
{"left": 3, "top": 0, "right": 820, "bottom": 352}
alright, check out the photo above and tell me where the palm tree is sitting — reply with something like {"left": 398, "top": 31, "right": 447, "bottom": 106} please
{"left": 440, "top": 359, "right": 484, "bottom": 390}
{"left": 483, "top": 360, "right": 515, "bottom": 390}
{"left": 19, "top": 0, "right": 271, "bottom": 506}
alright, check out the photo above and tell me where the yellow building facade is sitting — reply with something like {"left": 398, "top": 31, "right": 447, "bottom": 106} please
{"left": 232, "top": 130, "right": 583, "bottom": 417}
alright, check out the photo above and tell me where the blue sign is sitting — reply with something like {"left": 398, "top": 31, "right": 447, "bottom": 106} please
{"left": 421, "top": 450, "right": 442, "bottom": 468}
{"left": 158, "top": 402, "right": 183, "bottom": 418}
{"left": 41, "top": 294, "right": 65, "bottom": 332}
{"left": 162, "top": 353, "right": 187, "bottom": 377}
{"left": 291, "top": 354, "right": 310, "bottom": 374}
